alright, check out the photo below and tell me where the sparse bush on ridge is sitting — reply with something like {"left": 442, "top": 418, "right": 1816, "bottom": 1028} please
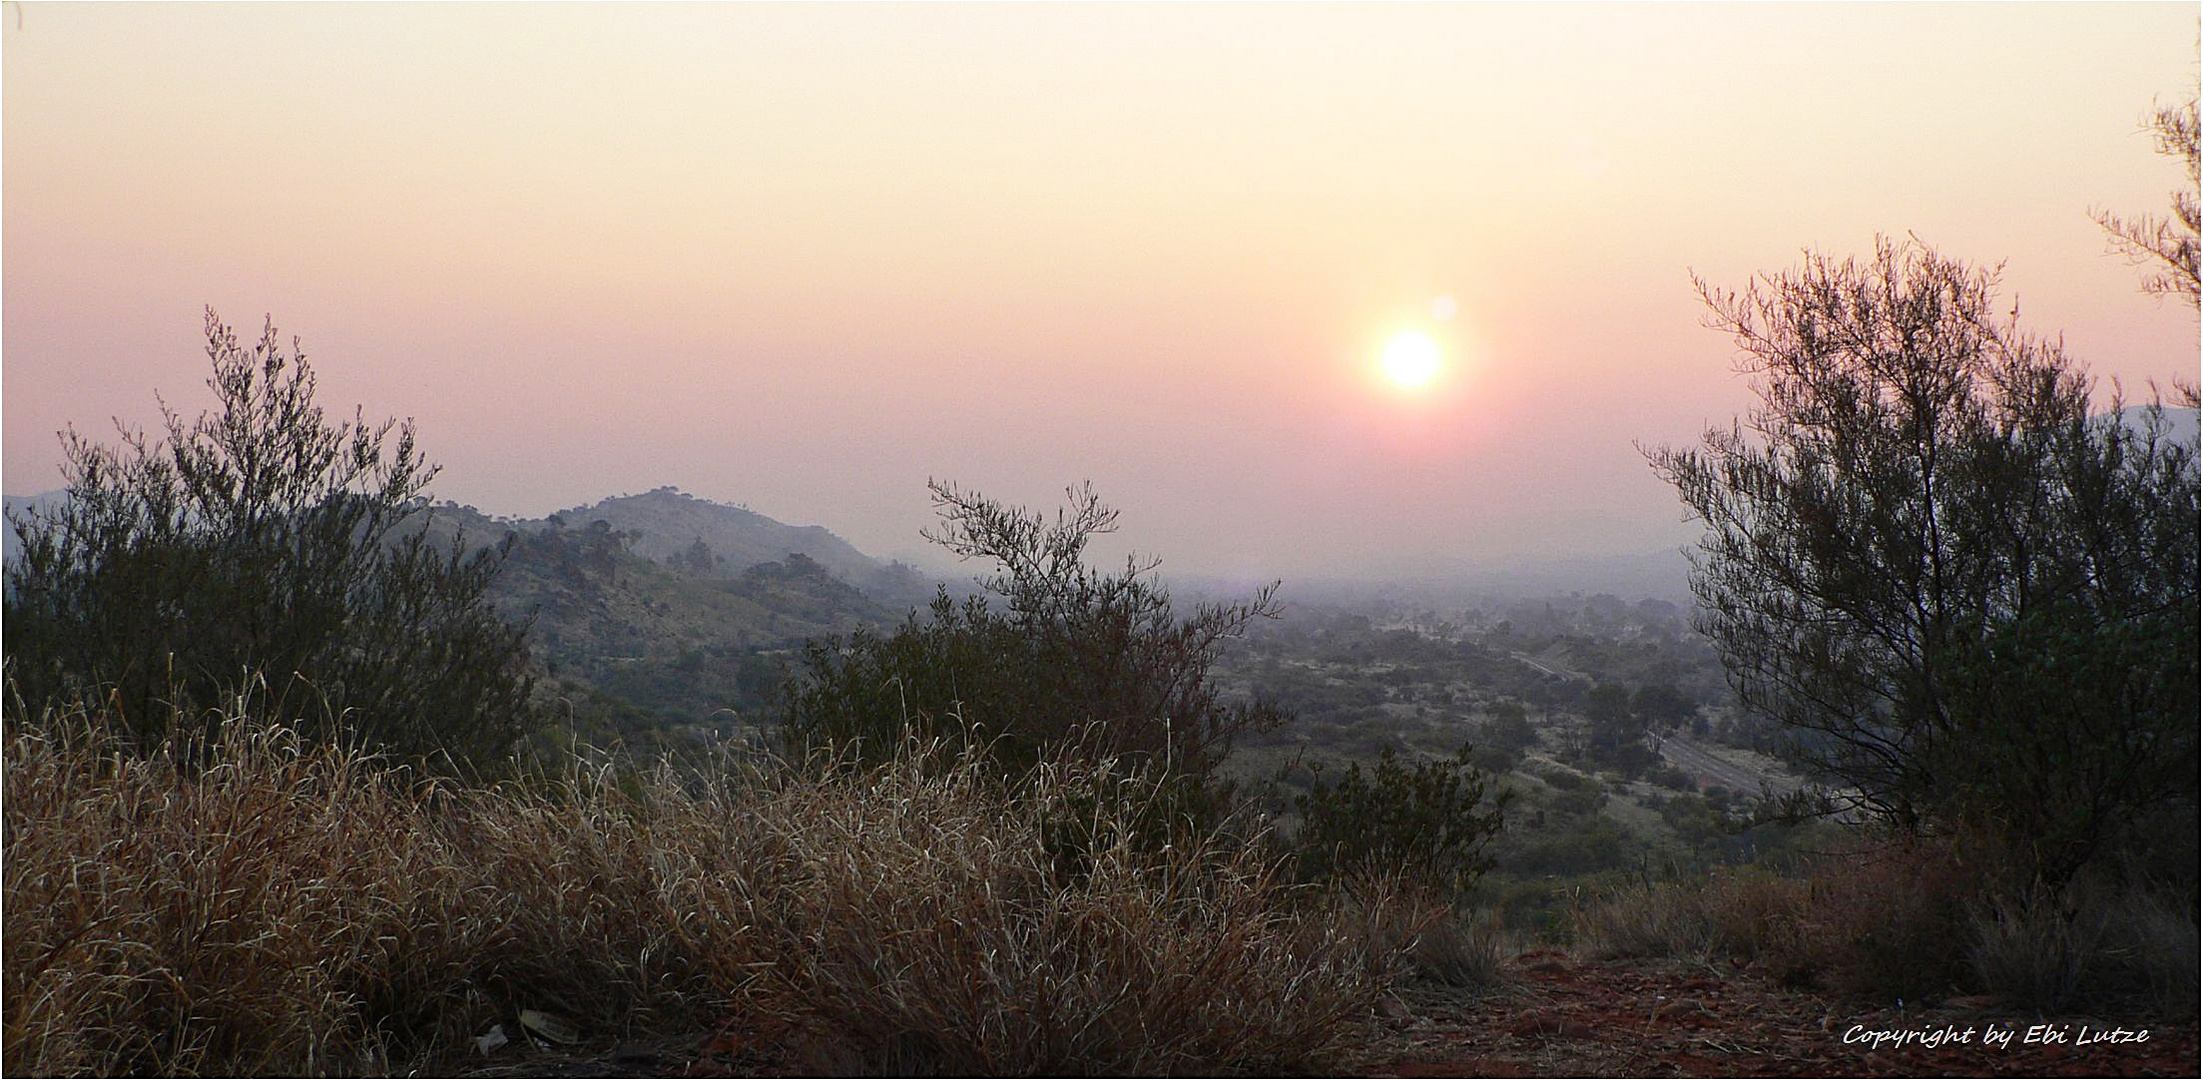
{"left": 3, "top": 700, "right": 1402, "bottom": 1077}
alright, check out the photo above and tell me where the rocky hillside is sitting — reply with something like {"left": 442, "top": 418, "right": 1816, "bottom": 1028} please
{"left": 403, "top": 498, "right": 919, "bottom": 749}
{"left": 542, "top": 487, "right": 936, "bottom": 611}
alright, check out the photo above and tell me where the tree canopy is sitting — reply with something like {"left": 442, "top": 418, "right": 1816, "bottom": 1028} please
{"left": 1647, "top": 240, "right": 2198, "bottom": 882}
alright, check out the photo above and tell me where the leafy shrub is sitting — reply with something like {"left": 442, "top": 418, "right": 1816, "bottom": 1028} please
{"left": 781, "top": 481, "right": 1285, "bottom": 835}
{"left": 1931, "top": 599, "right": 2199, "bottom": 886}
{"left": 1539, "top": 766, "right": 1595, "bottom": 793}
{"left": 1477, "top": 700, "right": 1539, "bottom": 756}
{"left": 1648, "top": 239, "right": 2199, "bottom": 885}
{"left": 1508, "top": 814, "right": 1630, "bottom": 876}
{"left": 1465, "top": 741, "right": 1517, "bottom": 777}
{"left": 1287, "top": 743, "right": 1509, "bottom": 895}
{"left": 3, "top": 311, "right": 532, "bottom": 766}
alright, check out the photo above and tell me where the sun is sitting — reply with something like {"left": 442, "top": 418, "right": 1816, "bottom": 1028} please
{"left": 1380, "top": 330, "right": 1443, "bottom": 388}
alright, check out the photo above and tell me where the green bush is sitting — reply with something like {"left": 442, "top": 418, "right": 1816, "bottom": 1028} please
{"left": 1648, "top": 239, "right": 2199, "bottom": 885}
{"left": 780, "top": 482, "right": 1285, "bottom": 838}
{"left": 1509, "top": 815, "right": 1629, "bottom": 876}
{"left": 1287, "top": 743, "right": 1509, "bottom": 895}
{"left": 1931, "top": 599, "right": 2199, "bottom": 886}
{"left": 4, "top": 311, "right": 532, "bottom": 767}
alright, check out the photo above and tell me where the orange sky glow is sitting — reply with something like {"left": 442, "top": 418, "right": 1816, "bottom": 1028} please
{"left": 6, "top": 3, "right": 2198, "bottom": 580}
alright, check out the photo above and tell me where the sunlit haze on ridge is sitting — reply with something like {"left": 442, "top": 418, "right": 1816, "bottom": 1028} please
{"left": 6, "top": 3, "right": 2198, "bottom": 582}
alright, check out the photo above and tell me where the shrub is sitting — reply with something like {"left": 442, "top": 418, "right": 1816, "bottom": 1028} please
{"left": 3, "top": 310, "right": 532, "bottom": 766}
{"left": 1288, "top": 743, "right": 1509, "bottom": 895}
{"left": 781, "top": 481, "right": 1285, "bottom": 834}
{"left": 1509, "top": 814, "right": 1629, "bottom": 876}
{"left": 1647, "top": 239, "right": 2199, "bottom": 884}
{"left": 1478, "top": 700, "right": 1539, "bottom": 755}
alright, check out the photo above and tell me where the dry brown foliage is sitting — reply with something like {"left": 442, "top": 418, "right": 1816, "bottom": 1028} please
{"left": 1570, "top": 835, "right": 2198, "bottom": 1016}
{"left": 3, "top": 715, "right": 1400, "bottom": 1076}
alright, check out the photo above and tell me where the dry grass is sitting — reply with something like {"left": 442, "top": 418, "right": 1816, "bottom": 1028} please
{"left": 1967, "top": 876, "right": 2201, "bottom": 1016}
{"left": 1571, "top": 836, "right": 2199, "bottom": 1016}
{"left": 1572, "top": 843, "right": 1975, "bottom": 998}
{"left": 3, "top": 717, "right": 1400, "bottom": 1076}
{"left": 1402, "top": 908, "right": 1508, "bottom": 989}
{"left": 1571, "top": 867, "right": 1811, "bottom": 968}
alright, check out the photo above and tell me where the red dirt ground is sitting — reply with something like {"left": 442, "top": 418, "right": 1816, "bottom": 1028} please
{"left": 1370, "top": 949, "right": 2199, "bottom": 1078}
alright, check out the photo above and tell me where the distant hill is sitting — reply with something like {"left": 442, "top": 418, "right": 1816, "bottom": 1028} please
{"left": 2111, "top": 404, "right": 2200, "bottom": 447}
{"left": 479, "top": 515, "right": 893, "bottom": 746}
{"left": 401, "top": 492, "right": 927, "bottom": 747}
{"left": 540, "top": 487, "right": 935, "bottom": 611}
{"left": 551, "top": 487, "right": 876, "bottom": 578}
{"left": 1, "top": 492, "right": 66, "bottom": 565}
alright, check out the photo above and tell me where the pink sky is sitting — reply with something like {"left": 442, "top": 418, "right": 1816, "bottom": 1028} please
{"left": 6, "top": 3, "right": 2198, "bottom": 578}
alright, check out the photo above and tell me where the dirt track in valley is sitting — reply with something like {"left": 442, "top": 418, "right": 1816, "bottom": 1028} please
{"left": 1655, "top": 736, "right": 1800, "bottom": 798}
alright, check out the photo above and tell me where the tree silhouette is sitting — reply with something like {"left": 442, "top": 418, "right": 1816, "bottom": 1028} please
{"left": 4, "top": 310, "right": 534, "bottom": 766}
{"left": 1646, "top": 240, "right": 2197, "bottom": 882}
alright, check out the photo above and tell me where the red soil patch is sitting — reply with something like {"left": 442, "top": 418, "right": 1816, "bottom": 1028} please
{"left": 1372, "top": 950, "right": 2199, "bottom": 1078}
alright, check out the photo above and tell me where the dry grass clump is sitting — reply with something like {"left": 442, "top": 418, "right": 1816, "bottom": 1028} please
{"left": 1401, "top": 908, "right": 1508, "bottom": 989}
{"left": 1571, "top": 867, "right": 1809, "bottom": 967}
{"left": 1967, "top": 876, "right": 2200, "bottom": 1016}
{"left": 1782, "top": 838, "right": 1980, "bottom": 1001}
{"left": 1571, "top": 835, "right": 2199, "bottom": 1016}
{"left": 1572, "top": 842, "right": 1974, "bottom": 997}
{"left": 1965, "top": 887, "right": 2097, "bottom": 1013}
{"left": 4, "top": 717, "right": 1396, "bottom": 1076}
{"left": 742, "top": 759, "right": 1394, "bottom": 1074}
{"left": 4, "top": 721, "right": 491, "bottom": 1074}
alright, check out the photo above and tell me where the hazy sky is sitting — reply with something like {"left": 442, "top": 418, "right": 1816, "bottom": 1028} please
{"left": 6, "top": 3, "right": 2198, "bottom": 579}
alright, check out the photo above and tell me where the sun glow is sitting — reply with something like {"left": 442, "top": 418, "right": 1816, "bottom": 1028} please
{"left": 1380, "top": 330, "right": 1443, "bottom": 388}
